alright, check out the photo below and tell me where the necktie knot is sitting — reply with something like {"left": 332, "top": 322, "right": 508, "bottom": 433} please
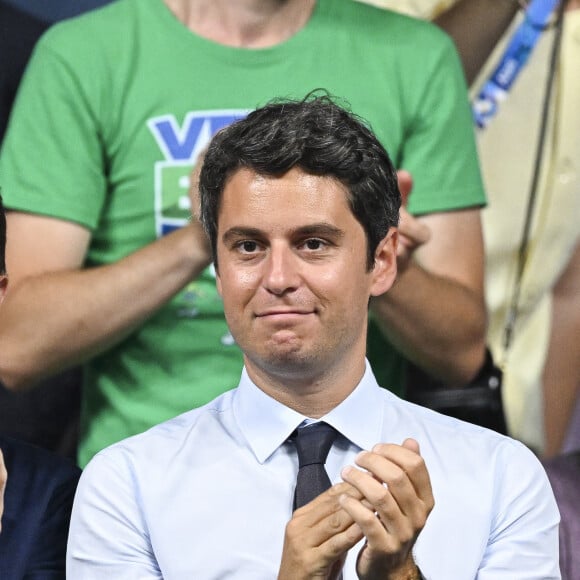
{"left": 292, "top": 422, "right": 338, "bottom": 510}
{"left": 294, "top": 422, "right": 338, "bottom": 468}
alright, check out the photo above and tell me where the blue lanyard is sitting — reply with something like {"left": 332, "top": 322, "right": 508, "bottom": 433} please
{"left": 472, "top": 0, "right": 560, "bottom": 129}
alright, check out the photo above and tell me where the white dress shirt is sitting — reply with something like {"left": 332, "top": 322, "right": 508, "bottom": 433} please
{"left": 67, "top": 362, "right": 560, "bottom": 579}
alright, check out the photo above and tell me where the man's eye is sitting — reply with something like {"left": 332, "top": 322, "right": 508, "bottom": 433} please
{"left": 238, "top": 241, "right": 258, "bottom": 253}
{"left": 303, "top": 239, "right": 325, "bottom": 250}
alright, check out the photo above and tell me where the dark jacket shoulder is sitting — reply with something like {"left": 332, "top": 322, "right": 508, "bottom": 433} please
{"left": 0, "top": 435, "right": 81, "bottom": 579}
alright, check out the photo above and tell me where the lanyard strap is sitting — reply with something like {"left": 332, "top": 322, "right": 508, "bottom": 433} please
{"left": 472, "top": 0, "right": 560, "bottom": 129}
{"left": 501, "top": 2, "right": 566, "bottom": 360}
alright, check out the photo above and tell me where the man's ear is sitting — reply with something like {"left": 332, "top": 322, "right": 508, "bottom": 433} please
{"left": 0, "top": 275, "right": 7, "bottom": 304}
{"left": 370, "top": 228, "right": 398, "bottom": 297}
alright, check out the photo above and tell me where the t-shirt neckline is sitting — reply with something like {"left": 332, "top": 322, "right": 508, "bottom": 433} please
{"left": 149, "top": 0, "right": 328, "bottom": 64}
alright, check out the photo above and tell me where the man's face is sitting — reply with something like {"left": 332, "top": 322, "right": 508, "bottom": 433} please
{"left": 215, "top": 167, "right": 397, "bottom": 384}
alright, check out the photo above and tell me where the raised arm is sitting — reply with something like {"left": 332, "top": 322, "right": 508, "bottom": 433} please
{"left": 369, "top": 27, "right": 487, "bottom": 387}
{"left": 371, "top": 208, "right": 486, "bottom": 386}
{"left": 0, "top": 212, "right": 211, "bottom": 390}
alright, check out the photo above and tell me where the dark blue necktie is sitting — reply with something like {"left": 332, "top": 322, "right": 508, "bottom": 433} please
{"left": 292, "top": 422, "right": 338, "bottom": 510}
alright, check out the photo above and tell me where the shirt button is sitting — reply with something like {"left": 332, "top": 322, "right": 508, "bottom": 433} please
{"left": 557, "top": 158, "right": 577, "bottom": 185}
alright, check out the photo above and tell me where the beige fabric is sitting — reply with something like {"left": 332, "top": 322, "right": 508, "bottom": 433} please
{"left": 357, "top": 0, "right": 455, "bottom": 17}
{"left": 478, "top": 11, "right": 580, "bottom": 450}
{"left": 360, "top": 1, "right": 580, "bottom": 451}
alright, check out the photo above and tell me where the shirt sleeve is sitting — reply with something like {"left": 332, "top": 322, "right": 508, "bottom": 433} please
{"left": 400, "top": 33, "right": 486, "bottom": 216}
{"left": 0, "top": 27, "right": 107, "bottom": 230}
{"left": 67, "top": 449, "right": 163, "bottom": 579}
{"left": 478, "top": 439, "right": 561, "bottom": 579}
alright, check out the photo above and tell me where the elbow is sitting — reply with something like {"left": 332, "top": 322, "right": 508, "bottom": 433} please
{"left": 0, "top": 342, "right": 82, "bottom": 392}
{"left": 449, "top": 322, "right": 488, "bottom": 386}
{"left": 437, "top": 329, "right": 487, "bottom": 388}
{"left": 455, "top": 340, "right": 488, "bottom": 386}
{"left": 0, "top": 370, "right": 40, "bottom": 392}
{"left": 457, "top": 305, "right": 488, "bottom": 384}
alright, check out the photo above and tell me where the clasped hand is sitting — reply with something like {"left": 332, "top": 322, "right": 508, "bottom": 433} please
{"left": 278, "top": 438, "right": 434, "bottom": 580}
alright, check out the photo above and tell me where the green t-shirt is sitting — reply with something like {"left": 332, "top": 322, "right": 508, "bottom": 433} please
{"left": 0, "top": 0, "right": 484, "bottom": 466}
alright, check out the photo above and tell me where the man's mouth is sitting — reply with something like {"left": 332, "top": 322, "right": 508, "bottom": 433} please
{"left": 255, "top": 308, "right": 315, "bottom": 318}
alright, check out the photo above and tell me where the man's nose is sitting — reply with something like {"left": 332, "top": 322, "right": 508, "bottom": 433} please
{"left": 263, "top": 243, "right": 300, "bottom": 296}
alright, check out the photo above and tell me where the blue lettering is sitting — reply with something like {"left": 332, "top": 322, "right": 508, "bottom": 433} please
{"left": 148, "top": 111, "right": 249, "bottom": 161}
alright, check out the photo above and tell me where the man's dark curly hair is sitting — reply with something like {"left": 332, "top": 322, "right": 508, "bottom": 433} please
{"left": 199, "top": 93, "right": 400, "bottom": 270}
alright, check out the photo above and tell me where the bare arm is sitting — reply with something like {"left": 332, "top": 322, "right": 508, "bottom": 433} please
{"left": 434, "top": 0, "right": 520, "bottom": 85}
{"left": 542, "top": 240, "right": 580, "bottom": 457}
{"left": 370, "top": 209, "right": 486, "bottom": 386}
{"left": 0, "top": 212, "right": 211, "bottom": 391}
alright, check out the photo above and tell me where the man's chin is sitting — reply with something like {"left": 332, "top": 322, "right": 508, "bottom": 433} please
{"left": 250, "top": 347, "right": 320, "bottom": 378}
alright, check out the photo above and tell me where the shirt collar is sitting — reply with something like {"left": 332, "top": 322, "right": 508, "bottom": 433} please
{"left": 233, "top": 360, "right": 385, "bottom": 464}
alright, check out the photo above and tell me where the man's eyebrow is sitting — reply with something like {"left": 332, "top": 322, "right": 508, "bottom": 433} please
{"left": 222, "top": 227, "right": 264, "bottom": 244}
{"left": 294, "top": 223, "right": 345, "bottom": 239}
{"left": 222, "top": 223, "right": 345, "bottom": 244}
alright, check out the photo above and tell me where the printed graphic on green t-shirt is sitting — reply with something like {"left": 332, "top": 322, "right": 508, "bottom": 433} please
{"left": 148, "top": 111, "right": 249, "bottom": 237}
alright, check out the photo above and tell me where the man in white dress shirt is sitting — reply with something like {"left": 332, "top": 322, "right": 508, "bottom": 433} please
{"left": 67, "top": 95, "right": 560, "bottom": 579}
